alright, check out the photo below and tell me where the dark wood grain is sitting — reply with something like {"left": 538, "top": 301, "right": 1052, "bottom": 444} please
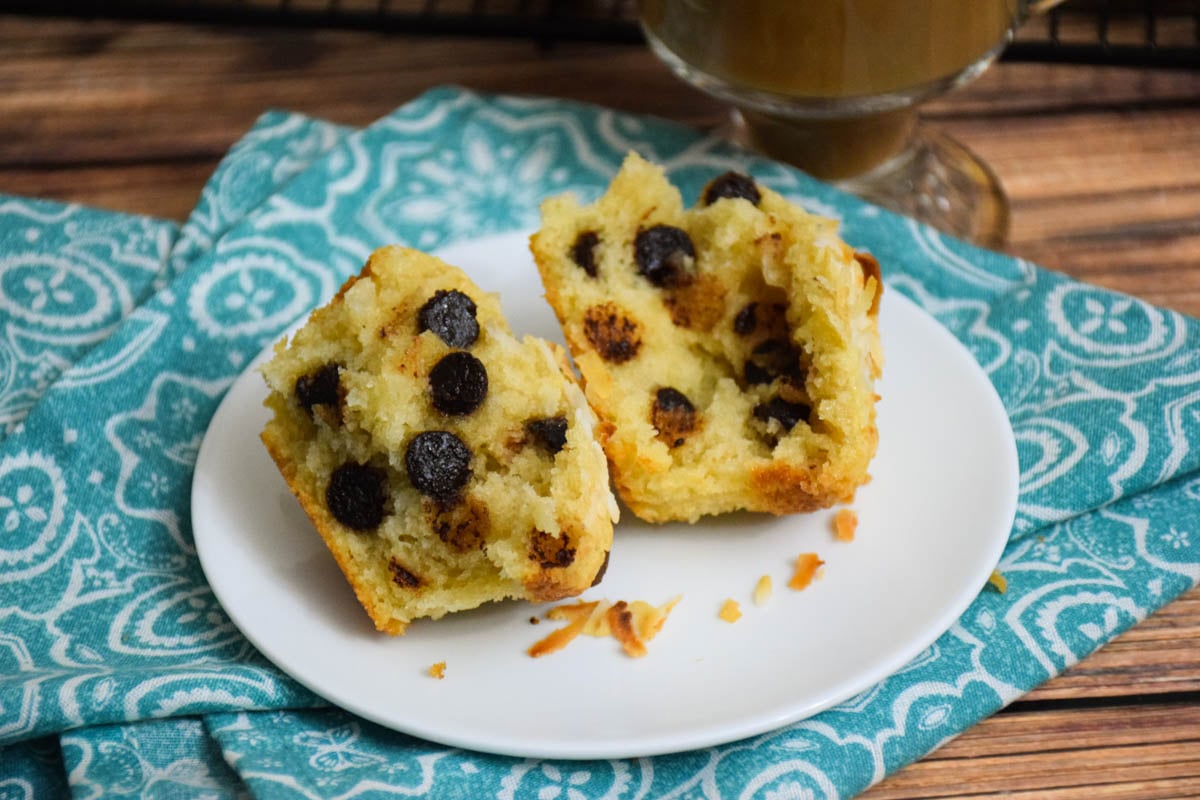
{"left": 865, "top": 703, "right": 1200, "bottom": 798}
{"left": 1, "top": 12, "right": 1198, "bottom": 798}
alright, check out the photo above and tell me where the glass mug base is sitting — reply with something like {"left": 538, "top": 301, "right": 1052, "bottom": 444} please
{"left": 724, "top": 110, "right": 1009, "bottom": 249}
{"left": 839, "top": 126, "right": 1011, "bottom": 251}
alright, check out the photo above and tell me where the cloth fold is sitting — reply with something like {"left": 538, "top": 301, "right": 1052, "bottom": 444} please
{"left": 1, "top": 86, "right": 1197, "bottom": 799}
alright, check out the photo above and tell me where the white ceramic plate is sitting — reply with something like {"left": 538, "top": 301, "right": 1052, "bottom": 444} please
{"left": 193, "top": 230, "right": 1018, "bottom": 760}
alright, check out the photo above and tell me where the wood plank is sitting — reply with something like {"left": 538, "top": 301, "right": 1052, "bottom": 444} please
{"left": 0, "top": 16, "right": 724, "bottom": 166}
{"left": 954, "top": 109, "right": 1200, "bottom": 200}
{"left": 0, "top": 160, "right": 217, "bottom": 223}
{"left": 984, "top": 779, "right": 1200, "bottom": 800}
{"left": 863, "top": 591, "right": 1200, "bottom": 797}
{"left": 1026, "top": 589, "right": 1200, "bottom": 701}
{"left": 926, "top": 61, "right": 1200, "bottom": 117}
{"left": 1007, "top": 187, "right": 1200, "bottom": 246}
{"left": 938, "top": 704, "right": 1200, "bottom": 758}
{"left": 862, "top": 704, "right": 1200, "bottom": 799}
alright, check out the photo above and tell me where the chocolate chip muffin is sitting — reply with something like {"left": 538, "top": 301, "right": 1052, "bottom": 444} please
{"left": 530, "top": 153, "right": 883, "bottom": 523}
{"left": 260, "top": 246, "right": 617, "bottom": 634}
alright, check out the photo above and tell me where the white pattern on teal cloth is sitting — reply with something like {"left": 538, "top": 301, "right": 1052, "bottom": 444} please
{"left": 0, "top": 87, "right": 1197, "bottom": 799}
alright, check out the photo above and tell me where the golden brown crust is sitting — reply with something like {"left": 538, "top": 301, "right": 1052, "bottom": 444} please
{"left": 854, "top": 252, "right": 884, "bottom": 318}
{"left": 261, "top": 425, "right": 409, "bottom": 635}
{"left": 747, "top": 462, "right": 837, "bottom": 516}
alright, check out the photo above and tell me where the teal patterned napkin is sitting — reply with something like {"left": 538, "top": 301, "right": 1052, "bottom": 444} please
{"left": 2, "top": 86, "right": 1198, "bottom": 799}
{"left": 0, "top": 197, "right": 178, "bottom": 436}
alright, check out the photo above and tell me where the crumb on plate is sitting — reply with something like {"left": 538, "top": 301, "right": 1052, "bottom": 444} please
{"left": 527, "top": 596, "right": 681, "bottom": 659}
{"left": 428, "top": 661, "right": 446, "bottom": 680}
{"left": 719, "top": 599, "right": 742, "bottom": 623}
{"left": 788, "top": 553, "right": 825, "bottom": 591}
{"left": 834, "top": 508, "right": 858, "bottom": 542}
{"left": 753, "top": 575, "right": 773, "bottom": 607}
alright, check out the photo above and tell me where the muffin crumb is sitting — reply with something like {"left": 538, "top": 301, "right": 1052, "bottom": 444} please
{"left": 753, "top": 575, "right": 773, "bottom": 607}
{"left": 834, "top": 508, "right": 858, "bottom": 541}
{"left": 788, "top": 553, "right": 825, "bottom": 591}
{"left": 719, "top": 599, "right": 742, "bottom": 623}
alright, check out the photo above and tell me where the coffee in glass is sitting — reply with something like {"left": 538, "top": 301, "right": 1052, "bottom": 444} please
{"left": 642, "top": 0, "right": 1035, "bottom": 247}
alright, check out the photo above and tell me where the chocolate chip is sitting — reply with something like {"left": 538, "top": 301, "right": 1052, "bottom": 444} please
{"left": 744, "top": 360, "right": 773, "bottom": 386}
{"left": 634, "top": 225, "right": 695, "bottom": 288}
{"left": 752, "top": 338, "right": 793, "bottom": 358}
{"left": 733, "top": 303, "right": 757, "bottom": 336}
{"left": 429, "top": 351, "right": 488, "bottom": 416}
{"left": 655, "top": 387, "right": 694, "bottom": 413}
{"left": 571, "top": 231, "right": 600, "bottom": 278}
{"left": 753, "top": 397, "right": 811, "bottom": 432}
{"left": 418, "top": 289, "right": 479, "bottom": 348}
{"left": 526, "top": 416, "right": 568, "bottom": 455}
{"left": 750, "top": 338, "right": 805, "bottom": 383}
{"left": 530, "top": 530, "right": 576, "bottom": 569}
{"left": 405, "top": 431, "right": 472, "bottom": 501}
{"left": 702, "top": 172, "right": 761, "bottom": 206}
{"left": 651, "top": 387, "right": 697, "bottom": 447}
{"left": 590, "top": 549, "right": 610, "bottom": 587}
{"left": 388, "top": 559, "right": 422, "bottom": 589}
{"left": 428, "top": 496, "right": 489, "bottom": 552}
{"left": 326, "top": 463, "right": 388, "bottom": 531}
{"left": 583, "top": 303, "right": 642, "bottom": 364}
{"left": 295, "top": 364, "right": 341, "bottom": 415}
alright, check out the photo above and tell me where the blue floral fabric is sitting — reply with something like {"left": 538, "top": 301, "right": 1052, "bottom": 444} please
{"left": 60, "top": 719, "right": 251, "bottom": 800}
{"left": 0, "top": 196, "right": 178, "bottom": 437}
{"left": 0, "top": 86, "right": 1197, "bottom": 799}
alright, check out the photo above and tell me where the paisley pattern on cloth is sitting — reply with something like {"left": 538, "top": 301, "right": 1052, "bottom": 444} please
{"left": 1, "top": 87, "right": 1197, "bottom": 799}
{"left": 0, "top": 197, "right": 177, "bottom": 437}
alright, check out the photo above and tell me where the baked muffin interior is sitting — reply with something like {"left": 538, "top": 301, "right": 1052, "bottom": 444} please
{"left": 531, "top": 153, "right": 882, "bottom": 522}
{"left": 261, "top": 246, "right": 616, "bottom": 634}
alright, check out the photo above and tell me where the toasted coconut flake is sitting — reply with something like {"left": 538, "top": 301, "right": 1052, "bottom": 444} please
{"left": 753, "top": 575, "right": 773, "bottom": 607}
{"left": 581, "top": 601, "right": 613, "bottom": 637}
{"left": 788, "top": 553, "right": 825, "bottom": 591}
{"left": 988, "top": 570, "right": 1008, "bottom": 594}
{"left": 607, "top": 601, "right": 647, "bottom": 658}
{"left": 428, "top": 661, "right": 446, "bottom": 680}
{"left": 834, "top": 508, "right": 858, "bottom": 542}
{"left": 719, "top": 599, "right": 742, "bottom": 623}
{"left": 529, "top": 601, "right": 598, "bottom": 658}
{"left": 631, "top": 596, "right": 681, "bottom": 640}
{"left": 530, "top": 596, "right": 680, "bottom": 658}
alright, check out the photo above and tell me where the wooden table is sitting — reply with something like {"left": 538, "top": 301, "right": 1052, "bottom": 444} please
{"left": 3, "top": 14, "right": 1198, "bottom": 798}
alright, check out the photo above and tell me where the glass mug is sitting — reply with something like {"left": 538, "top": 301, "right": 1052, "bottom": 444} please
{"left": 641, "top": 0, "right": 1063, "bottom": 248}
